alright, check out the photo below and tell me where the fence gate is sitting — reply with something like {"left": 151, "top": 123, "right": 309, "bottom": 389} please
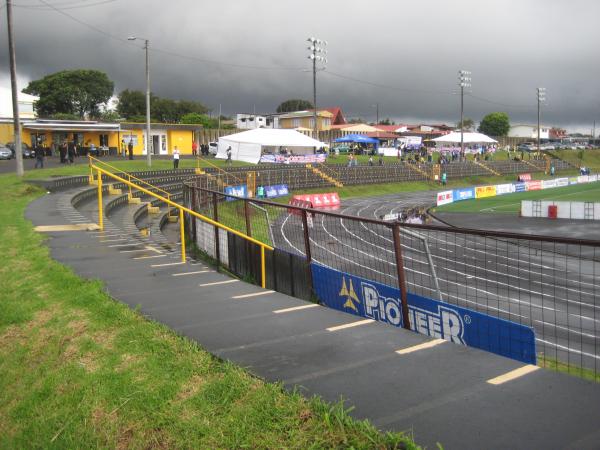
{"left": 246, "top": 171, "right": 256, "bottom": 197}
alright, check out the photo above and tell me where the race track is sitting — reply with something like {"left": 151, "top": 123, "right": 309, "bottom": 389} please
{"left": 272, "top": 191, "right": 600, "bottom": 371}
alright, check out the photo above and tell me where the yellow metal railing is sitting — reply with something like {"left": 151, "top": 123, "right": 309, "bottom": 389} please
{"left": 91, "top": 163, "right": 273, "bottom": 288}
{"left": 88, "top": 156, "right": 173, "bottom": 216}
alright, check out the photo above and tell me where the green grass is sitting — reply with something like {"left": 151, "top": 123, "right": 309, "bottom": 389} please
{"left": 539, "top": 356, "right": 600, "bottom": 383}
{"left": 436, "top": 182, "right": 600, "bottom": 214}
{"left": 0, "top": 173, "right": 419, "bottom": 448}
{"left": 552, "top": 148, "right": 600, "bottom": 171}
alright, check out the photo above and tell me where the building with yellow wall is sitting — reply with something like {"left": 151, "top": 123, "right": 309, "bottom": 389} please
{"left": 278, "top": 110, "right": 333, "bottom": 132}
{"left": 0, "top": 119, "right": 202, "bottom": 155}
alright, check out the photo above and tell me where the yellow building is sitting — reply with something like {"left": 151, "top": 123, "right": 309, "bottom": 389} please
{"left": 278, "top": 110, "right": 333, "bottom": 132}
{"left": 0, "top": 119, "right": 202, "bottom": 155}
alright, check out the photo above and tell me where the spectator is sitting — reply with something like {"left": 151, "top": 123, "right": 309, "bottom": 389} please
{"left": 128, "top": 140, "right": 134, "bottom": 160}
{"left": 378, "top": 154, "right": 383, "bottom": 166}
{"left": 441, "top": 171, "right": 447, "bottom": 186}
{"left": 368, "top": 155, "right": 373, "bottom": 166}
{"left": 173, "top": 146, "right": 180, "bottom": 169}
{"left": 192, "top": 141, "right": 198, "bottom": 156}
{"left": 34, "top": 139, "right": 44, "bottom": 169}
{"left": 121, "top": 139, "right": 127, "bottom": 158}
{"left": 226, "top": 146, "right": 232, "bottom": 165}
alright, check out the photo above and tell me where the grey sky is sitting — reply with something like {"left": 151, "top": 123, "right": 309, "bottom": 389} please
{"left": 1, "top": 0, "right": 598, "bottom": 131}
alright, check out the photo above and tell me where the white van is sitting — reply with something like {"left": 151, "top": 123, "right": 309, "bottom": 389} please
{"left": 208, "top": 142, "right": 218, "bottom": 156}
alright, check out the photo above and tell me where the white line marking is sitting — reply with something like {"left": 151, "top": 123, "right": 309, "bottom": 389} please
{"left": 199, "top": 279, "right": 239, "bottom": 287}
{"left": 232, "top": 290, "right": 276, "bottom": 299}
{"left": 327, "top": 319, "right": 374, "bottom": 332}
{"left": 151, "top": 262, "right": 186, "bottom": 267}
{"left": 99, "top": 238, "right": 127, "bottom": 242}
{"left": 487, "top": 365, "right": 540, "bottom": 385}
{"left": 172, "top": 270, "right": 212, "bottom": 277}
{"left": 133, "top": 254, "right": 166, "bottom": 260}
{"left": 273, "top": 304, "right": 319, "bottom": 314}
{"left": 395, "top": 339, "right": 446, "bottom": 355}
{"left": 109, "top": 243, "right": 140, "bottom": 247}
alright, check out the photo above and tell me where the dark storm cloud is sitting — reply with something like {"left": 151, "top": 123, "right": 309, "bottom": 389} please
{"left": 1, "top": 0, "right": 599, "bottom": 130}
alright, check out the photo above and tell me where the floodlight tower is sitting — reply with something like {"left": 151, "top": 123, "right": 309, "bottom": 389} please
{"left": 458, "top": 70, "right": 472, "bottom": 157}
{"left": 537, "top": 87, "right": 546, "bottom": 152}
{"left": 307, "top": 37, "right": 328, "bottom": 140}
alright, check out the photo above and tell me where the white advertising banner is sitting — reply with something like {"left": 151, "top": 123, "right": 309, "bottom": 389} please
{"left": 542, "top": 179, "right": 557, "bottom": 189}
{"left": 556, "top": 178, "right": 569, "bottom": 187}
{"left": 436, "top": 190, "right": 454, "bottom": 206}
{"left": 495, "top": 183, "right": 514, "bottom": 195}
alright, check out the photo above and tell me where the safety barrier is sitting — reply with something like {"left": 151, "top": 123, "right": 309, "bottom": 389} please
{"left": 184, "top": 179, "right": 600, "bottom": 374}
{"left": 88, "top": 162, "right": 274, "bottom": 287}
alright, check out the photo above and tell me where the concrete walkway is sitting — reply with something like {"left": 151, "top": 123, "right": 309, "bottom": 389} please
{"left": 26, "top": 186, "right": 600, "bottom": 450}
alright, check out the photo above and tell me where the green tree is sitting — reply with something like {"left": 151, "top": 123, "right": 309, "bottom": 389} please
{"left": 116, "top": 89, "right": 148, "bottom": 119}
{"left": 478, "top": 112, "right": 510, "bottom": 136}
{"left": 276, "top": 99, "right": 314, "bottom": 113}
{"left": 457, "top": 118, "right": 475, "bottom": 131}
{"left": 49, "top": 112, "right": 80, "bottom": 120}
{"left": 181, "top": 113, "right": 218, "bottom": 128}
{"left": 24, "top": 69, "right": 114, "bottom": 118}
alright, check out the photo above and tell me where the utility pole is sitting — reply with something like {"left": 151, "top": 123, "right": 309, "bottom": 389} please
{"left": 458, "top": 70, "right": 471, "bottom": 159}
{"left": 6, "top": 0, "right": 24, "bottom": 176}
{"left": 307, "top": 37, "right": 327, "bottom": 140}
{"left": 128, "top": 36, "right": 152, "bottom": 166}
{"left": 537, "top": 87, "right": 546, "bottom": 152}
{"left": 218, "top": 103, "right": 222, "bottom": 136}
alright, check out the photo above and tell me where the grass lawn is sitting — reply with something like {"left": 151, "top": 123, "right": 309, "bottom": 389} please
{"left": 0, "top": 172, "right": 419, "bottom": 448}
{"left": 552, "top": 149, "right": 600, "bottom": 171}
{"left": 435, "top": 182, "right": 600, "bottom": 214}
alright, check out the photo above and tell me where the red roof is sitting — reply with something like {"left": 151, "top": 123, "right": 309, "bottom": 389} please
{"left": 320, "top": 107, "right": 347, "bottom": 125}
{"left": 372, "top": 125, "right": 401, "bottom": 133}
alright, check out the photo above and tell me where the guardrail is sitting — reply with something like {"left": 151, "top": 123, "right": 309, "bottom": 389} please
{"left": 184, "top": 179, "right": 600, "bottom": 376}
{"left": 89, "top": 162, "right": 273, "bottom": 287}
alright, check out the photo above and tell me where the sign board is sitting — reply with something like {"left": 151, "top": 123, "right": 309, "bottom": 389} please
{"left": 287, "top": 198, "right": 313, "bottom": 215}
{"left": 259, "top": 154, "right": 326, "bottom": 164}
{"left": 311, "top": 263, "right": 536, "bottom": 364}
{"left": 514, "top": 182, "right": 527, "bottom": 192}
{"left": 436, "top": 190, "right": 454, "bottom": 206}
{"left": 518, "top": 173, "right": 532, "bottom": 182}
{"left": 475, "top": 185, "right": 497, "bottom": 198}
{"left": 526, "top": 180, "right": 542, "bottom": 191}
{"left": 556, "top": 177, "right": 569, "bottom": 187}
{"left": 293, "top": 193, "right": 340, "bottom": 209}
{"left": 122, "top": 134, "right": 138, "bottom": 146}
{"left": 542, "top": 179, "right": 557, "bottom": 189}
{"left": 224, "top": 184, "right": 247, "bottom": 201}
{"left": 265, "top": 184, "right": 289, "bottom": 198}
{"left": 453, "top": 187, "right": 476, "bottom": 202}
{"left": 495, "top": 183, "right": 514, "bottom": 195}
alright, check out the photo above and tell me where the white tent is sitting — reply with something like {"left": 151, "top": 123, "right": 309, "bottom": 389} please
{"left": 217, "top": 128, "right": 325, "bottom": 164}
{"left": 431, "top": 132, "right": 498, "bottom": 144}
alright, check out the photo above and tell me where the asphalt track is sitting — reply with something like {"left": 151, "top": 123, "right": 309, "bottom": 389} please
{"left": 274, "top": 191, "right": 600, "bottom": 372}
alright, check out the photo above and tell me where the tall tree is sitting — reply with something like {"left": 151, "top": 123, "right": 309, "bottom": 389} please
{"left": 116, "top": 89, "right": 148, "bottom": 119}
{"left": 457, "top": 118, "right": 475, "bottom": 131}
{"left": 478, "top": 112, "right": 510, "bottom": 136}
{"left": 24, "top": 69, "right": 114, "bottom": 118}
{"left": 276, "top": 99, "right": 314, "bottom": 113}
{"left": 117, "top": 90, "right": 208, "bottom": 123}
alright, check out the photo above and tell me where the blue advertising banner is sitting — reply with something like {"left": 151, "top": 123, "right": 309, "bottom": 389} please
{"left": 311, "top": 263, "right": 536, "bottom": 364}
{"left": 514, "top": 182, "right": 527, "bottom": 193}
{"left": 265, "top": 184, "right": 289, "bottom": 198}
{"left": 224, "top": 184, "right": 247, "bottom": 201}
{"left": 453, "top": 187, "right": 476, "bottom": 202}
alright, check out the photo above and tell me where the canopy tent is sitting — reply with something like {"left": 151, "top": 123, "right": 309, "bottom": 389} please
{"left": 431, "top": 132, "right": 498, "bottom": 144}
{"left": 333, "top": 133, "right": 379, "bottom": 144}
{"left": 216, "top": 128, "right": 325, "bottom": 164}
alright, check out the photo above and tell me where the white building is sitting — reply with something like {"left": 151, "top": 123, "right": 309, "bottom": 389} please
{"left": 509, "top": 124, "right": 550, "bottom": 140}
{"left": 0, "top": 87, "right": 38, "bottom": 119}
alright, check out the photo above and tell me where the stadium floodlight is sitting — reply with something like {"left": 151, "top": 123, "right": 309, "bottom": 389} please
{"left": 458, "top": 69, "right": 472, "bottom": 157}
{"left": 307, "top": 36, "right": 328, "bottom": 139}
{"left": 537, "top": 87, "right": 547, "bottom": 152}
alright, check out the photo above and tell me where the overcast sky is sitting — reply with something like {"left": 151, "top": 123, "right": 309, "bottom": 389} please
{"left": 1, "top": 0, "right": 598, "bottom": 132}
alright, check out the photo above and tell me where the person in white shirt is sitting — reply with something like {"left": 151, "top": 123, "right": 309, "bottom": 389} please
{"left": 173, "top": 146, "right": 180, "bottom": 169}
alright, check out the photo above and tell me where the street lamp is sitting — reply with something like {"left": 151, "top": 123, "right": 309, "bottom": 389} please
{"left": 307, "top": 37, "right": 327, "bottom": 140}
{"left": 372, "top": 103, "right": 379, "bottom": 125}
{"left": 458, "top": 70, "right": 472, "bottom": 158}
{"left": 537, "top": 87, "right": 546, "bottom": 152}
{"left": 128, "top": 36, "right": 152, "bottom": 167}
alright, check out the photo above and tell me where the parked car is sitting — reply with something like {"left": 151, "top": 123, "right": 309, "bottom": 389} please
{"left": 5, "top": 141, "right": 36, "bottom": 158}
{"left": 208, "top": 142, "right": 218, "bottom": 156}
{"left": 0, "top": 146, "right": 13, "bottom": 160}
{"left": 517, "top": 142, "right": 535, "bottom": 151}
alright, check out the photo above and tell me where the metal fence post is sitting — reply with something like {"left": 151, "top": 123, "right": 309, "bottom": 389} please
{"left": 244, "top": 200, "right": 252, "bottom": 237}
{"left": 392, "top": 223, "right": 411, "bottom": 330}
{"left": 96, "top": 168, "right": 103, "bottom": 231}
{"left": 301, "top": 209, "right": 314, "bottom": 296}
{"left": 212, "top": 192, "right": 221, "bottom": 264}
{"left": 179, "top": 208, "right": 186, "bottom": 262}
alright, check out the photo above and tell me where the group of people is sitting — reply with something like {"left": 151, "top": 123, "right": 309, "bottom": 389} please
{"left": 120, "top": 139, "right": 135, "bottom": 160}
{"left": 58, "top": 141, "right": 79, "bottom": 165}
{"left": 192, "top": 142, "right": 212, "bottom": 156}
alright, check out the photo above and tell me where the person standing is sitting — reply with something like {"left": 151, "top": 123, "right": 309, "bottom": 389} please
{"left": 128, "top": 140, "right": 134, "bottom": 160}
{"left": 192, "top": 141, "right": 198, "bottom": 156}
{"left": 59, "top": 141, "right": 67, "bottom": 164}
{"left": 67, "top": 141, "right": 75, "bottom": 164}
{"left": 226, "top": 146, "right": 232, "bottom": 165}
{"left": 368, "top": 155, "right": 373, "bottom": 166}
{"left": 378, "top": 154, "right": 383, "bottom": 166}
{"left": 173, "top": 146, "right": 180, "bottom": 169}
{"left": 121, "top": 139, "right": 127, "bottom": 158}
{"left": 34, "top": 139, "right": 44, "bottom": 169}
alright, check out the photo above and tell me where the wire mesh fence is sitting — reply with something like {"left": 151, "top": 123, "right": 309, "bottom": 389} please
{"left": 183, "top": 180, "right": 600, "bottom": 380}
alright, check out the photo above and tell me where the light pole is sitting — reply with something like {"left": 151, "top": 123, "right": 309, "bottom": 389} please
{"left": 6, "top": 0, "right": 23, "bottom": 176}
{"left": 128, "top": 36, "right": 151, "bottom": 167}
{"left": 307, "top": 37, "right": 327, "bottom": 140}
{"left": 372, "top": 103, "right": 379, "bottom": 125}
{"left": 458, "top": 70, "right": 472, "bottom": 158}
{"left": 537, "top": 87, "right": 546, "bottom": 152}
